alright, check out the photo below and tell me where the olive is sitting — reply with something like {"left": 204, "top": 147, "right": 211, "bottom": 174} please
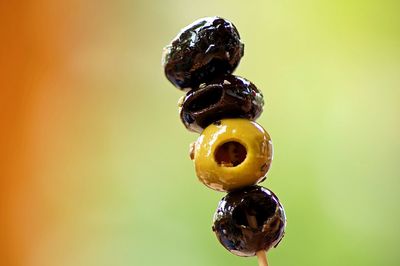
{"left": 179, "top": 75, "right": 264, "bottom": 133}
{"left": 162, "top": 17, "right": 244, "bottom": 90}
{"left": 193, "top": 119, "right": 273, "bottom": 192}
{"left": 212, "top": 186, "right": 286, "bottom": 257}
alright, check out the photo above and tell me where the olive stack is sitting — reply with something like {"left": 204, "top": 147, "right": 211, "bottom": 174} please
{"left": 162, "top": 17, "right": 286, "bottom": 265}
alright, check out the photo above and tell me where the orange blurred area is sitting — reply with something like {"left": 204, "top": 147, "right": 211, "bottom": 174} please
{"left": 1, "top": 2, "right": 72, "bottom": 264}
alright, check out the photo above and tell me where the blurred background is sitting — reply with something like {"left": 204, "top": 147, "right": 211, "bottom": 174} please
{"left": 1, "top": 0, "right": 399, "bottom": 265}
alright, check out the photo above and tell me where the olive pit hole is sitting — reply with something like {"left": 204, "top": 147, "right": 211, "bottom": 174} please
{"left": 214, "top": 141, "right": 247, "bottom": 167}
{"left": 187, "top": 86, "right": 223, "bottom": 112}
{"left": 232, "top": 196, "right": 277, "bottom": 228}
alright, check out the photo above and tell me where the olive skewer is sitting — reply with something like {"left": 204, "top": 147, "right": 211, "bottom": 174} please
{"left": 162, "top": 16, "right": 286, "bottom": 266}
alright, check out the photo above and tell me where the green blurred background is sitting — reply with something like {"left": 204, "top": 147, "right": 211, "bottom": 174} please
{"left": 2, "top": 0, "right": 400, "bottom": 265}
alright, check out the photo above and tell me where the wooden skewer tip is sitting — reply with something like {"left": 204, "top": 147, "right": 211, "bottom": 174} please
{"left": 256, "top": 250, "right": 268, "bottom": 266}
{"left": 245, "top": 214, "right": 268, "bottom": 266}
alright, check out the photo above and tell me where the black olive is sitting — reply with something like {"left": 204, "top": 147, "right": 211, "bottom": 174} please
{"left": 163, "top": 17, "right": 244, "bottom": 90}
{"left": 212, "top": 186, "right": 286, "bottom": 257}
{"left": 179, "top": 75, "right": 264, "bottom": 133}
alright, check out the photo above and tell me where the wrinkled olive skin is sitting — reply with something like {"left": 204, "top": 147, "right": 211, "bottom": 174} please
{"left": 212, "top": 186, "right": 286, "bottom": 257}
{"left": 163, "top": 17, "right": 244, "bottom": 90}
{"left": 180, "top": 75, "right": 264, "bottom": 133}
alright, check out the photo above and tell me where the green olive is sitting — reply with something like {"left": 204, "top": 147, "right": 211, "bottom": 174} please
{"left": 193, "top": 119, "right": 273, "bottom": 192}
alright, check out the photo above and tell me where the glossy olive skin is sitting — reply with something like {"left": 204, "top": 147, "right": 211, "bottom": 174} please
{"left": 193, "top": 119, "right": 273, "bottom": 192}
{"left": 212, "top": 186, "right": 286, "bottom": 257}
{"left": 179, "top": 75, "right": 264, "bottom": 133}
{"left": 163, "top": 17, "right": 244, "bottom": 90}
